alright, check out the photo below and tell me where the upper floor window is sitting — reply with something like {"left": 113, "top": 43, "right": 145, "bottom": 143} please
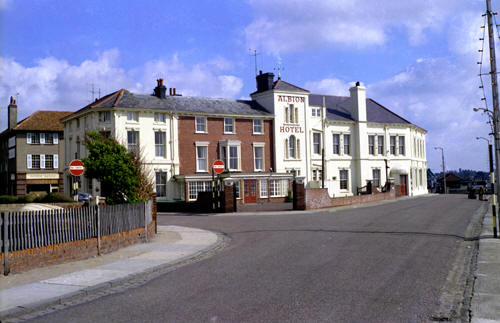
{"left": 196, "top": 145, "right": 208, "bottom": 172}
{"left": 399, "top": 136, "right": 405, "bottom": 155}
{"left": 285, "top": 104, "right": 299, "bottom": 124}
{"left": 253, "top": 119, "right": 263, "bottom": 134}
{"left": 286, "top": 135, "right": 300, "bottom": 159}
{"left": 343, "top": 134, "right": 351, "bottom": 155}
{"left": 224, "top": 118, "right": 234, "bottom": 134}
{"left": 127, "top": 131, "right": 139, "bottom": 154}
{"left": 253, "top": 145, "right": 264, "bottom": 171}
{"left": 313, "top": 133, "right": 321, "bottom": 155}
{"left": 155, "top": 131, "right": 166, "bottom": 158}
{"left": 154, "top": 113, "right": 166, "bottom": 123}
{"left": 333, "top": 134, "right": 340, "bottom": 155}
{"left": 377, "top": 135, "right": 384, "bottom": 155}
{"left": 312, "top": 107, "right": 321, "bottom": 117}
{"left": 390, "top": 136, "right": 396, "bottom": 154}
{"left": 127, "top": 111, "right": 138, "bottom": 122}
{"left": 99, "top": 111, "right": 111, "bottom": 122}
{"left": 368, "top": 135, "right": 375, "bottom": 155}
{"left": 196, "top": 117, "right": 207, "bottom": 133}
{"left": 27, "top": 133, "right": 40, "bottom": 144}
{"left": 45, "top": 133, "right": 54, "bottom": 144}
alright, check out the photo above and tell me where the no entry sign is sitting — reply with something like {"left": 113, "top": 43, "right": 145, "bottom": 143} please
{"left": 212, "top": 160, "right": 225, "bottom": 174}
{"left": 69, "top": 159, "right": 85, "bottom": 176}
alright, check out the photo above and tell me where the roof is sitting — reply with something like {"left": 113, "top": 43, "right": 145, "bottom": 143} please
{"left": 11, "top": 110, "right": 72, "bottom": 131}
{"left": 273, "top": 79, "right": 309, "bottom": 93}
{"left": 66, "top": 89, "right": 272, "bottom": 119}
{"left": 309, "top": 94, "right": 416, "bottom": 126}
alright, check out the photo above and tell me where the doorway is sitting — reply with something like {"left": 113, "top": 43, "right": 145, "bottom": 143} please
{"left": 244, "top": 179, "right": 257, "bottom": 203}
{"left": 400, "top": 175, "right": 408, "bottom": 196}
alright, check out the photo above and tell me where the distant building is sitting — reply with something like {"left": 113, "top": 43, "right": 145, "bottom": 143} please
{"left": 0, "top": 97, "right": 71, "bottom": 195}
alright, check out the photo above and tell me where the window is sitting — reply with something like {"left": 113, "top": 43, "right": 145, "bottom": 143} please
{"left": 31, "top": 155, "right": 41, "bottom": 169}
{"left": 286, "top": 104, "right": 299, "bottom": 123}
{"left": 235, "top": 180, "right": 241, "bottom": 199}
{"left": 286, "top": 135, "right": 300, "bottom": 159}
{"left": 270, "top": 179, "right": 289, "bottom": 197}
{"left": 253, "top": 119, "right": 263, "bottom": 134}
{"left": 196, "top": 145, "right": 208, "bottom": 172}
{"left": 154, "top": 113, "right": 166, "bottom": 123}
{"left": 99, "top": 131, "right": 111, "bottom": 139}
{"left": 45, "top": 155, "right": 54, "bottom": 169}
{"left": 195, "top": 117, "right": 207, "bottom": 133}
{"left": 368, "top": 135, "right": 375, "bottom": 155}
{"left": 45, "top": 133, "right": 54, "bottom": 144}
{"left": 312, "top": 169, "right": 322, "bottom": 181}
{"left": 220, "top": 141, "right": 241, "bottom": 171}
{"left": 333, "top": 134, "right": 340, "bottom": 154}
{"left": 390, "top": 136, "right": 396, "bottom": 154}
{"left": 372, "top": 169, "right": 381, "bottom": 188}
{"left": 155, "top": 131, "right": 166, "bottom": 157}
{"left": 127, "top": 131, "right": 139, "bottom": 154}
{"left": 313, "top": 133, "right": 321, "bottom": 155}
{"left": 399, "top": 136, "right": 405, "bottom": 155}
{"left": 99, "top": 111, "right": 110, "bottom": 122}
{"left": 419, "top": 169, "right": 423, "bottom": 187}
{"left": 188, "top": 181, "right": 211, "bottom": 201}
{"left": 260, "top": 180, "right": 268, "bottom": 197}
{"left": 156, "top": 172, "right": 167, "bottom": 197}
{"left": 127, "top": 111, "right": 138, "bottom": 122}
{"left": 377, "top": 136, "right": 384, "bottom": 155}
{"left": 340, "top": 170, "right": 348, "bottom": 190}
{"left": 28, "top": 133, "right": 40, "bottom": 144}
{"left": 254, "top": 146, "right": 264, "bottom": 171}
{"left": 224, "top": 118, "right": 234, "bottom": 133}
{"left": 312, "top": 107, "right": 321, "bottom": 117}
{"left": 229, "top": 146, "right": 238, "bottom": 170}
{"left": 343, "top": 134, "right": 351, "bottom": 155}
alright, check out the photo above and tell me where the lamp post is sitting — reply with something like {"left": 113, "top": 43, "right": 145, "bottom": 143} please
{"left": 477, "top": 136, "right": 498, "bottom": 238}
{"left": 434, "top": 147, "right": 446, "bottom": 194}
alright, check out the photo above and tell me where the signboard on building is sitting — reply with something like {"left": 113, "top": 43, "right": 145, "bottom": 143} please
{"left": 213, "top": 160, "right": 225, "bottom": 174}
{"left": 69, "top": 159, "right": 84, "bottom": 176}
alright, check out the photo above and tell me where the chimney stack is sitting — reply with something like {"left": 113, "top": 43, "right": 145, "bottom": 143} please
{"left": 349, "top": 82, "right": 366, "bottom": 122}
{"left": 8, "top": 96, "right": 17, "bottom": 130}
{"left": 256, "top": 70, "right": 275, "bottom": 93}
{"left": 154, "top": 78, "right": 167, "bottom": 99}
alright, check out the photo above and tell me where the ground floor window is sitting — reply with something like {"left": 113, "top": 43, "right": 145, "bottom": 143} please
{"left": 270, "top": 179, "right": 289, "bottom": 197}
{"left": 235, "top": 180, "right": 241, "bottom": 199}
{"left": 260, "top": 180, "right": 268, "bottom": 198}
{"left": 188, "top": 181, "right": 211, "bottom": 201}
{"left": 340, "top": 170, "right": 349, "bottom": 190}
{"left": 372, "top": 169, "right": 381, "bottom": 188}
{"left": 156, "top": 172, "right": 167, "bottom": 197}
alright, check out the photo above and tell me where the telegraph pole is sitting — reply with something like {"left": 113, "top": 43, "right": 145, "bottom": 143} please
{"left": 434, "top": 147, "right": 446, "bottom": 194}
{"left": 486, "top": 0, "right": 500, "bottom": 234}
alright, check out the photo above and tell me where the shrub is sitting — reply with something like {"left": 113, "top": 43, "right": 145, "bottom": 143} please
{"left": 0, "top": 195, "right": 17, "bottom": 204}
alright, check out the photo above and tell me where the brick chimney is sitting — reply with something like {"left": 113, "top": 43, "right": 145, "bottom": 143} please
{"left": 256, "top": 71, "right": 275, "bottom": 93}
{"left": 8, "top": 96, "right": 17, "bottom": 130}
{"left": 349, "top": 82, "right": 366, "bottom": 122}
{"left": 154, "top": 78, "right": 167, "bottom": 99}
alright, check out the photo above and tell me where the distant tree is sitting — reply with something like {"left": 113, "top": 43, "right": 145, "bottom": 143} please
{"left": 83, "top": 132, "right": 139, "bottom": 204}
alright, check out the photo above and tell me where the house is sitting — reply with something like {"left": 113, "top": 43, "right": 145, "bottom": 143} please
{"left": 61, "top": 72, "right": 428, "bottom": 203}
{"left": 0, "top": 97, "right": 71, "bottom": 195}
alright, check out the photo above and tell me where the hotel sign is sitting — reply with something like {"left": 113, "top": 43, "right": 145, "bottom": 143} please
{"left": 278, "top": 95, "right": 305, "bottom": 103}
{"left": 280, "top": 125, "right": 304, "bottom": 133}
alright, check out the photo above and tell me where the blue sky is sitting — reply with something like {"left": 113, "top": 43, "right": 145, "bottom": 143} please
{"left": 0, "top": 0, "right": 494, "bottom": 172}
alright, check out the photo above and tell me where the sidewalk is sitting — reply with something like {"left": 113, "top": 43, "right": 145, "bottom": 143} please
{"left": 471, "top": 202, "right": 500, "bottom": 322}
{"left": 0, "top": 225, "right": 223, "bottom": 321}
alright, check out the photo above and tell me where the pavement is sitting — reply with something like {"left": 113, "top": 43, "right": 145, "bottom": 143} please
{"left": 470, "top": 200, "right": 500, "bottom": 323}
{"left": 0, "top": 225, "right": 224, "bottom": 321}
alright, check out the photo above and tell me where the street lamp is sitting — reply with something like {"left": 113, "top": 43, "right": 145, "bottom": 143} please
{"left": 476, "top": 136, "right": 498, "bottom": 238}
{"left": 434, "top": 147, "right": 446, "bottom": 194}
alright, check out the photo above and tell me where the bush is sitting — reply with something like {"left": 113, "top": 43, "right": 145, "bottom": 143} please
{"left": 40, "top": 192, "right": 74, "bottom": 203}
{"left": 0, "top": 192, "right": 75, "bottom": 204}
{"left": 0, "top": 195, "right": 17, "bottom": 204}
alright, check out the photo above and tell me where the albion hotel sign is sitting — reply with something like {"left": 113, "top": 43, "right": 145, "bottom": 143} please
{"left": 278, "top": 95, "right": 305, "bottom": 134}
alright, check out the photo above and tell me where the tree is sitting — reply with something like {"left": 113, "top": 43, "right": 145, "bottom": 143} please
{"left": 83, "top": 132, "right": 139, "bottom": 204}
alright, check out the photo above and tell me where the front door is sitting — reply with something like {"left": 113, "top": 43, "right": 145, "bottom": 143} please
{"left": 244, "top": 180, "right": 257, "bottom": 203}
{"left": 400, "top": 175, "right": 408, "bottom": 196}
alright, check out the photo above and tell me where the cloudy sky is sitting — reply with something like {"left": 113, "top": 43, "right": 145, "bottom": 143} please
{"left": 0, "top": 0, "right": 496, "bottom": 171}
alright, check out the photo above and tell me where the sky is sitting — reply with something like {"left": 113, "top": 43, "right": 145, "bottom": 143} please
{"left": 0, "top": 0, "right": 496, "bottom": 172}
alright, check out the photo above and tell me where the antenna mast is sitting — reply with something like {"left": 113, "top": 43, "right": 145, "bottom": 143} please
{"left": 249, "top": 49, "right": 260, "bottom": 76}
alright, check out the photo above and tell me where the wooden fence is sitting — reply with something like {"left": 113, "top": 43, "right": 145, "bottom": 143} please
{"left": 0, "top": 200, "right": 153, "bottom": 253}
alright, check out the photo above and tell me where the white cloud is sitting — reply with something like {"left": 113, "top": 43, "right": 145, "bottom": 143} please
{"left": 0, "top": 50, "right": 244, "bottom": 130}
{"left": 304, "top": 78, "right": 352, "bottom": 95}
{"left": 245, "top": 0, "right": 474, "bottom": 53}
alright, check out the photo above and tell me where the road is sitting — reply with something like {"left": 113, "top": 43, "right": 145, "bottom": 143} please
{"left": 30, "top": 195, "right": 486, "bottom": 322}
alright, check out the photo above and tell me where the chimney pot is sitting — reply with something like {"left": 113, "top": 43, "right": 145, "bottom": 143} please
{"left": 154, "top": 79, "right": 167, "bottom": 99}
{"left": 255, "top": 72, "right": 274, "bottom": 93}
{"left": 356, "top": 81, "right": 360, "bottom": 86}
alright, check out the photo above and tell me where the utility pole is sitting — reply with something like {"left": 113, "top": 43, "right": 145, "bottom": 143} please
{"left": 434, "top": 147, "right": 446, "bottom": 194}
{"left": 486, "top": 0, "right": 500, "bottom": 229}
{"left": 477, "top": 136, "right": 498, "bottom": 237}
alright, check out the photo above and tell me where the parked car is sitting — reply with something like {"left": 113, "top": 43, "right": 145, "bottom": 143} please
{"left": 77, "top": 192, "right": 91, "bottom": 204}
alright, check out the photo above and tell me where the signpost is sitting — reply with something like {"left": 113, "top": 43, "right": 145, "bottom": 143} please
{"left": 212, "top": 160, "right": 225, "bottom": 210}
{"left": 69, "top": 159, "right": 84, "bottom": 200}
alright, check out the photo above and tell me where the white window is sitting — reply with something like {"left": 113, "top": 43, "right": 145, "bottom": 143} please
{"left": 312, "top": 107, "right": 321, "bottom": 117}
{"left": 229, "top": 146, "right": 238, "bottom": 170}
{"left": 313, "top": 133, "right": 321, "bottom": 155}
{"left": 195, "top": 117, "right": 207, "bottom": 133}
{"left": 312, "top": 169, "right": 322, "bottom": 181}
{"left": 196, "top": 145, "right": 208, "bottom": 172}
{"left": 368, "top": 135, "right": 375, "bottom": 155}
{"left": 154, "top": 113, "right": 166, "bottom": 123}
{"left": 254, "top": 146, "right": 264, "bottom": 171}
{"left": 372, "top": 169, "right": 381, "bottom": 188}
{"left": 99, "top": 111, "right": 111, "bottom": 122}
{"left": 377, "top": 136, "right": 384, "bottom": 155}
{"left": 333, "top": 134, "right": 340, "bottom": 155}
{"left": 343, "top": 134, "right": 351, "bottom": 155}
{"left": 40, "top": 133, "right": 46, "bottom": 144}
{"left": 127, "top": 131, "right": 139, "bottom": 154}
{"left": 28, "top": 133, "right": 40, "bottom": 144}
{"left": 155, "top": 131, "right": 166, "bottom": 157}
{"left": 188, "top": 181, "right": 211, "bottom": 201}
{"left": 156, "top": 172, "right": 167, "bottom": 197}
{"left": 224, "top": 118, "right": 234, "bottom": 134}
{"left": 220, "top": 141, "right": 241, "bottom": 171}
{"left": 260, "top": 180, "right": 268, "bottom": 198}
{"left": 270, "top": 179, "right": 289, "bottom": 197}
{"left": 390, "top": 136, "right": 396, "bottom": 154}
{"left": 235, "top": 180, "right": 241, "bottom": 199}
{"left": 340, "top": 170, "right": 348, "bottom": 190}
{"left": 127, "top": 111, "right": 138, "bottom": 122}
{"left": 253, "top": 119, "right": 263, "bottom": 134}
{"left": 399, "top": 136, "right": 405, "bottom": 155}
{"left": 286, "top": 104, "right": 299, "bottom": 123}
{"left": 286, "top": 135, "right": 300, "bottom": 159}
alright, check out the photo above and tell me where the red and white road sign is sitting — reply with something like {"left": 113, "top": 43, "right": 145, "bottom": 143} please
{"left": 212, "top": 160, "right": 225, "bottom": 174}
{"left": 69, "top": 159, "right": 85, "bottom": 176}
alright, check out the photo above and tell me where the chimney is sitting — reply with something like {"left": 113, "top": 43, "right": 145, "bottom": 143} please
{"left": 8, "top": 96, "right": 17, "bottom": 130}
{"left": 349, "top": 82, "right": 366, "bottom": 122}
{"left": 256, "top": 70, "right": 275, "bottom": 93}
{"left": 154, "top": 78, "right": 167, "bottom": 99}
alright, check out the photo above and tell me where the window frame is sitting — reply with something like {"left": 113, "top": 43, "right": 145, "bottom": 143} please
{"left": 372, "top": 168, "right": 381, "bottom": 188}
{"left": 398, "top": 136, "right": 405, "bottom": 155}
{"left": 368, "top": 135, "right": 375, "bottom": 155}
{"left": 196, "top": 144, "right": 208, "bottom": 172}
{"left": 224, "top": 118, "right": 235, "bottom": 134}
{"left": 253, "top": 145, "right": 265, "bottom": 171}
{"left": 253, "top": 119, "right": 263, "bottom": 134}
{"left": 127, "top": 111, "right": 139, "bottom": 122}
{"left": 377, "top": 135, "right": 384, "bottom": 155}
{"left": 313, "top": 132, "right": 321, "bottom": 155}
{"left": 260, "top": 179, "right": 268, "bottom": 198}
{"left": 127, "top": 131, "right": 139, "bottom": 154}
{"left": 390, "top": 136, "right": 396, "bottom": 155}
{"left": 343, "top": 134, "right": 351, "bottom": 155}
{"left": 154, "top": 131, "right": 166, "bottom": 158}
{"left": 339, "top": 169, "right": 349, "bottom": 190}
{"left": 154, "top": 113, "right": 166, "bottom": 123}
{"left": 332, "top": 133, "right": 340, "bottom": 155}
{"left": 195, "top": 116, "right": 207, "bottom": 133}
{"left": 155, "top": 172, "right": 167, "bottom": 197}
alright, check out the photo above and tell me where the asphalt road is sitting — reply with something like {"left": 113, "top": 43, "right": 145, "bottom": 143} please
{"left": 30, "top": 195, "right": 485, "bottom": 322}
